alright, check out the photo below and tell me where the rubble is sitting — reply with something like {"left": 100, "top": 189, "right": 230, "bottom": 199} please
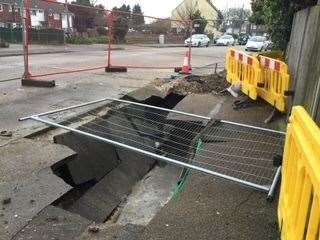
{"left": 153, "top": 71, "right": 229, "bottom": 95}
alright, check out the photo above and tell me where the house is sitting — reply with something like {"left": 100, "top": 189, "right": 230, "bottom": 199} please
{"left": 0, "top": 0, "right": 22, "bottom": 28}
{"left": 0, "top": 0, "right": 73, "bottom": 30}
{"left": 171, "top": 0, "right": 223, "bottom": 35}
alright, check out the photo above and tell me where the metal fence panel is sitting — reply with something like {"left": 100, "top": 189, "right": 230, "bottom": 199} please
{"left": 20, "top": 98, "right": 285, "bottom": 197}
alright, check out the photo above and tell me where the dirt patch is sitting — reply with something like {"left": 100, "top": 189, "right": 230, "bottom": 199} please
{"left": 153, "top": 71, "right": 229, "bottom": 95}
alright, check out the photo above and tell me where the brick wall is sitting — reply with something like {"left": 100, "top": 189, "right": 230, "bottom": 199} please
{"left": 0, "top": 3, "right": 21, "bottom": 25}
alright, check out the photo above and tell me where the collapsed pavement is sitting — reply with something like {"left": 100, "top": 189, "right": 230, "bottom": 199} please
{"left": 0, "top": 73, "right": 286, "bottom": 240}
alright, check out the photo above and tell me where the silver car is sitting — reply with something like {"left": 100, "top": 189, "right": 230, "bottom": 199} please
{"left": 245, "top": 36, "right": 269, "bottom": 51}
{"left": 185, "top": 34, "right": 210, "bottom": 47}
{"left": 216, "top": 35, "right": 235, "bottom": 46}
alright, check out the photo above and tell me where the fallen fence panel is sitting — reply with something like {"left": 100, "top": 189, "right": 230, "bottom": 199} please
{"left": 20, "top": 98, "right": 285, "bottom": 196}
{"left": 278, "top": 106, "right": 320, "bottom": 240}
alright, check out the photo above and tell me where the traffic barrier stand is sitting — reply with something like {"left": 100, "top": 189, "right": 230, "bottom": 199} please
{"left": 278, "top": 106, "right": 320, "bottom": 240}
{"left": 257, "top": 56, "right": 291, "bottom": 113}
{"left": 105, "top": 9, "right": 192, "bottom": 73}
{"left": 226, "top": 48, "right": 262, "bottom": 100}
{"left": 21, "top": 0, "right": 110, "bottom": 87}
{"left": 20, "top": 0, "right": 192, "bottom": 86}
{"left": 21, "top": 0, "right": 56, "bottom": 87}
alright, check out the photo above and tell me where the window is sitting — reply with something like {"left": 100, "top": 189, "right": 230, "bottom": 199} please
{"left": 0, "top": 4, "right": 3, "bottom": 12}
{"left": 9, "top": 5, "right": 13, "bottom": 12}
{"left": 53, "top": 13, "right": 60, "bottom": 20}
{"left": 31, "top": 10, "right": 36, "bottom": 16}
{"left": 15, "top": 7, "right": 20, "bottom": 12}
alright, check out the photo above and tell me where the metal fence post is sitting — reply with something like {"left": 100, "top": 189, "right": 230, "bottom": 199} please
{"left": 21, "top": 0, "right": 55, "bottom": 87}
{"left": 107, "top": 11, "right": 113, "bottom": 68}
{"left": 22, "top": 0, "right": 31, "bottom": 80}
{"left": 188, "top": 20, "right": 193, "bottom": 67}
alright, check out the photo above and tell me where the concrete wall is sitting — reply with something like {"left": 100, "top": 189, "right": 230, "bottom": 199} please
{"left": 287, "top": 5, "right": 320, "bottom": 124}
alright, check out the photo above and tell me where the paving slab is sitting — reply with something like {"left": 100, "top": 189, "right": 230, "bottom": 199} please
{"left": 140, "top": 175, "right": 279, "bottom": 240}
{"left": 67, "top": 155, "right": 155, "bottom": 223}
{"left": 0, "top": 139, "right": 76, "bottom": 239}
{"left": 167, "top": 93, "right": 287, "bottom": 131}
{"left": 117, "top": 165, "right": 180, "bottom": 226}
{"left": 54, "top": 131, "right": 120, "bottom": 185}
{"left": 122, "top": 84, "right": 167, "bottom": 103}
{"left": 166, "top": 94, "right": 225, "bottom": 122}
{"left": 79, "top": 223, "right": 145, "bottom": 240}
{"left": 0, "top": 138, "right": 77, "bottom": 183}
{"left": 0, "top": 168, "right": 72, "bottom": 240}
{"left": 12, "top": 205, "right": 91, "bottom": 240}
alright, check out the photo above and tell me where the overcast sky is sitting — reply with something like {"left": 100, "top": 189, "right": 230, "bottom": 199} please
{"left": 98, "top": 0, "right": 251, "bottom": 18}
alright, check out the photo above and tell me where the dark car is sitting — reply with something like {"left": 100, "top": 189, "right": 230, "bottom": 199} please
{"left": 238, "top": 34, "right": 250, "bottom": 45}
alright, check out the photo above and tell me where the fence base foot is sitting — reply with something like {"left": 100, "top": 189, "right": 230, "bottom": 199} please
{"left": 264, "top": 108, "right": 282, "bottom": 124}
{"left": 174, "top": 67, "right": 182, "bottom": 73}
{"left": 105, "top": 66, "right": 127, "bottom": 73}
{"left": 174, "top": 67, "right": 192, "bottom": 75}
{"left": 21, "top": 78, "right": 55, "bottom": 88}
{"left": 232, "top": 97, "right": 256, "bottom": 110}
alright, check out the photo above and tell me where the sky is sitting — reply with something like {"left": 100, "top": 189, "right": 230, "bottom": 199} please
{"left": 98, "top": 0, "right": 251, "bottom": 18}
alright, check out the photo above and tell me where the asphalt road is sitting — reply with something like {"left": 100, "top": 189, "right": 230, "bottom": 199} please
{"left": 0, "top": 44, "right": 238, "bottom": 81}
{"left": 0, "top": 44, "right": 241, "bottom": 142}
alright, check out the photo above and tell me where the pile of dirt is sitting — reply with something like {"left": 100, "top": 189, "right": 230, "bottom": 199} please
{"left": 153, "top": 71, "right": 229, "bottom": 95}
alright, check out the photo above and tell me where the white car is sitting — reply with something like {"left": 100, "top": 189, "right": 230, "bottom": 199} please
{"left": 185, "top": 34, "right": 210, "bottom": 47}
{"left": 245, "top": 36, "right": 269, "bottom": 51}
{"left": 216, "top": 35, "right": 235, "bottom": 46}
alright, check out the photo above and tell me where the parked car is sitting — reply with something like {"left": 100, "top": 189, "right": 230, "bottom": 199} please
{"left": 184, "top": 34, "right": 210, "bottom": 47}
{"left": 238, "top": 34, "right": 250, "bottom": 45}
{"left": 216, "top": 35, "right": 235, "bottom": 46}
{"left": 245, "top": 36, "right": 269, "bottom": 51}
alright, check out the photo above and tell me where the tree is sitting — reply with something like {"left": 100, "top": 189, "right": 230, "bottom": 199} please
{"left": 93, "top": 4, "right": 106, "bottom": 34}
{"left": 75, "top": 0, "right": 91, "bottom": 6}
{"left": 175, "top": 0, "right": 198, "bottom": 29}
{"left": 174, "top": 1, "right": 208, "bottom": 34}
{"left": 131, "top": 4, "right": 145, "bottom": 28}
{"left": 249, "top": 0, "right": 265, "bottom": 25}
{"left": 192, "top": 10, "right": 207, "bottom": 34}
{"left": 150, "top": 19, "right": 171, "bottom": 34}
{"left": 250, "top": 0, "right": 317, "bottom": 50}
{"left": 222, "top": 8, "right": 251, "bottom": 34}
{"left": 70, "top": 0, "right": 96, "bottom": 32}
{"left": 74, "top": 0, "right": 98, "bottom": 7}
{"left": 112, "top": 4, "right": 131, "bottom": 43}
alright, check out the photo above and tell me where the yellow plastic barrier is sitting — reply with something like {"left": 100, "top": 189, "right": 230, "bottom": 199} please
{"left": 226, "top": 48, "right": 262, "bottom": 100}
{"left": 253, "top": 50, "right": 285, "bottom": 62}
{"left": 257, "top": 56, "right": 290, "bottom": 112}
{"left": 278, "top": 106, "right": 320, "bottom": 240}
